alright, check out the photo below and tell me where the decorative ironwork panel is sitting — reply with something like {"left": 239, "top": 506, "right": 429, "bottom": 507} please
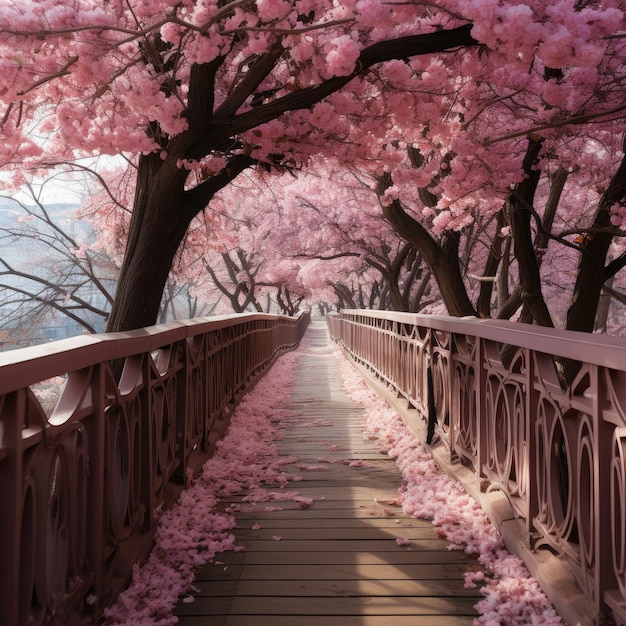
{"left": 450, "top": 333, "right": 479, "bottom": 467}
{"left": 481, "top": 343, "right": 529, "bottom": 519}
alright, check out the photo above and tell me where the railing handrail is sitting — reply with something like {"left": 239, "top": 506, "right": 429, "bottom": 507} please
{"left": 0, "top": 312, "right": 307, "bottom": 392}
{"left": 337, "top": 309, "right": 626, "bottom": 368}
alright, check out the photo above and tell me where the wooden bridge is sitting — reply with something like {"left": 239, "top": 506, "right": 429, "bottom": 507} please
{"left": 173, "top": 319, "right": 484, "bottom": 625}
{"left": 2, "top": 310, "right": 626, "bottom": 625}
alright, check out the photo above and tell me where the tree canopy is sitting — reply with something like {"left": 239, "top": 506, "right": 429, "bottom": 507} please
{"left": 1, "top": 0, "right": 625, "bottom": 333}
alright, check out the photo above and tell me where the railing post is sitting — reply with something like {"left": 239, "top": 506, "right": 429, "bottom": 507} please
{"left": 0, "top": 391, "right": 23, "bottom": 626}
{"left": 592, "top": 366, "right": 618, "bottom": 621}
{"left": 525, "top": 345, "right": 538, "bottom": 536}
{"left": 425, "top": 328, "right": 437, "bottom": 442}
{"left": 475, "top": 337, "right": 487, "bottom": 478}
{"left": 86, "top": 364, "right": 108, "bottom": 614}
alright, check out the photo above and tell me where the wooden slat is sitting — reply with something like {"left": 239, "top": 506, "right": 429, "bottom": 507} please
{"left": 233, "top": 527, "right": 440, "bottom": 539}
{"left": 194, "top": 563, "right": 478, "bottom": 582}
{"left": 192, "top": 578, "right": 481, "bottom": 597}
{"left": 176, "top": 595, "right": 480, "bottom": 615}
{"left": 174, "top": 319, "right": 484, "bottom": 625}
{"left": 198, "top": 550, "right": 479, "bottom": 566}
{"left": 177, "top": 616, "right": 474, "bottom": 626}
{"left": 233, "top": 517, "right": 424, "bottom": 529}
{"left": 221, "top": 539, "right": 461, "bottom": 552}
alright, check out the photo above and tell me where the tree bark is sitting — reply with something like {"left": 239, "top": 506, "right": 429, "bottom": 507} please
{"left": 331, "top": 282, "right": 357, "bottom": 309}
{"left": 566, "top": 146, "right": 626, "bottom": 333}
{"left": 497, "top": 164, "right": 568, "bottom": 320}
{"left": 508, "top": 136, "right": 554, "bottom": 327}
{"left": 477, "top": 209, "right": 506, "bottom": 318}
{"left": 594, "top": 274, "right": 614, "bottom": 332}
{"left": 106, "top": 154, "right": 254, "bottom": 331}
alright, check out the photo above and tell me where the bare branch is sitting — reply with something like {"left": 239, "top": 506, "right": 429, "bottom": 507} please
{"left": 483, "top": 105, "right": 626, "bottom": 145}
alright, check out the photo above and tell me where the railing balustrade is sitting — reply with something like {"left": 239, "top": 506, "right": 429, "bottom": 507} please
{"left": 328, "top": 309, "right": 626, "bottom": 626}
{"left": 0, "top": 312, "right": 309, "bottom": 626}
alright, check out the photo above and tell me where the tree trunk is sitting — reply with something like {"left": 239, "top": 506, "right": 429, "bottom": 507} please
{"left": 377, "top": 174, "right": 476, "bottom": 317}
{"left": 594, "top": 274, "right": 614, "bottom": 332}
{"left": 498, "top": 164, "right": 569, "bottom": 321}
{"left": 332, "top": 283, "right": 357, "bottom": 309}
{"left": 566, "top": 146, "right": 626, "bottom": 333}
{"left": 106, "top": 155, "right": 191, "bottom": 331}
{"left": 386, "top": 243, "right": 414, "bottom": 311}
{"left": 477, "top": 210, "right": 506, "bottom": 317}
{"left": 508, "top": 136, "right": 554, "bottom": 327}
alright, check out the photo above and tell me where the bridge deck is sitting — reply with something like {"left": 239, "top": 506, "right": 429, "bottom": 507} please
{"left": 174, "top": 319, "right": 484, "bottom": 625}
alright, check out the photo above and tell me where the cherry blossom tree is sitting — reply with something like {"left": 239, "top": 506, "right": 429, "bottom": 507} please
{"left": 0, "top": 0, "right": 477, "bottom": 331}
{"left": 1, "top": 0, "right": 624, "bottom": 333}
{"left": 254, "top": 164, "right": 438, "bottom": 312}
{"left": 375, "top": 135, "right": 626, "bottom": 333}
{"left": 186, "top": 163, "right": 438, "bottom": 313}
{"left": 204, "top": 247, "right": 269, "bottom": 312}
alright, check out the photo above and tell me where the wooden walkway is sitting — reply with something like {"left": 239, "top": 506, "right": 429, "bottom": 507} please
{"left": 174, "top": 319, "right": 484, "bottom": 625}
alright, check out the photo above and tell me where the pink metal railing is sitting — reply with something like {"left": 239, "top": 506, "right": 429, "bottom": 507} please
{"left": 328, "top": 309, "right": 626, "bottom": 626}
{"left": 0, "top": 312, "right": 309, "bottom": 626}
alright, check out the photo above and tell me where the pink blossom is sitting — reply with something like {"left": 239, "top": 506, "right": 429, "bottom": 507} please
{"left": 256, "top": 0, "right": 292, "bottom": 22}
{"left": 291, "top": 37, "right": 316, "bottom": 64}
{"left": 356, "top": 0, "right": 389, "bottom": 28}
{"left": 380, "top": 185, "right": 400, "bottom": 207}
{"left": 324, "top": 35, "right": 361, "bottom": 77}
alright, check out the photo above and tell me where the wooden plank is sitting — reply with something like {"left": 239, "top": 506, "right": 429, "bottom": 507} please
{"left": 176, "top": 595, "right": 480, "bottom": 616}
{"left": 194, "top": 563, "right": 476, "bottom": 582}
{"left": 233, "top": 517, "right": 433, "bottom": 529}
{"left": 232, "top": 526, "right": 439, "bottom": 541}
{"left": 201, "top": 550, "right": 479, "bottom": 566}
{"left": 222, "top": 502, "right": 404, "bottom": 511}
{"left": 177, "top": 615, "right": 475, "bottom": 626}
{"left": 233, "top": 539, "right": 458, "bottom": 552}
{"left": 191, "top": 578, "right": 480, "bottom": 597}
{"left": 230, "top": 508, "right": 414, "bottom": 519}
{"left": 224, "top": 487, "right": 404, "bottom": 500}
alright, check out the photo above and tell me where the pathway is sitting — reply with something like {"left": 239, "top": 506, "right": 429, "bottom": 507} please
{"left": 173, "top": 319, "right": 484, "bottom": 626}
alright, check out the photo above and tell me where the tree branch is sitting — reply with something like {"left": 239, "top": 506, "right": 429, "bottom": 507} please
{"left": 483, "top": 104, "right": 626, "bottom": 145}
{"left": 183, "top": 153, "right": 257, "bottom": 216}
{"left": 212, "top": 25, "right": 477, "bottom": 139}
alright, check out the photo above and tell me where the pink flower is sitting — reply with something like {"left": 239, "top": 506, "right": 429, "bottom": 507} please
{"left": 325, "top": 36, "right": 361, "bottom": 77}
